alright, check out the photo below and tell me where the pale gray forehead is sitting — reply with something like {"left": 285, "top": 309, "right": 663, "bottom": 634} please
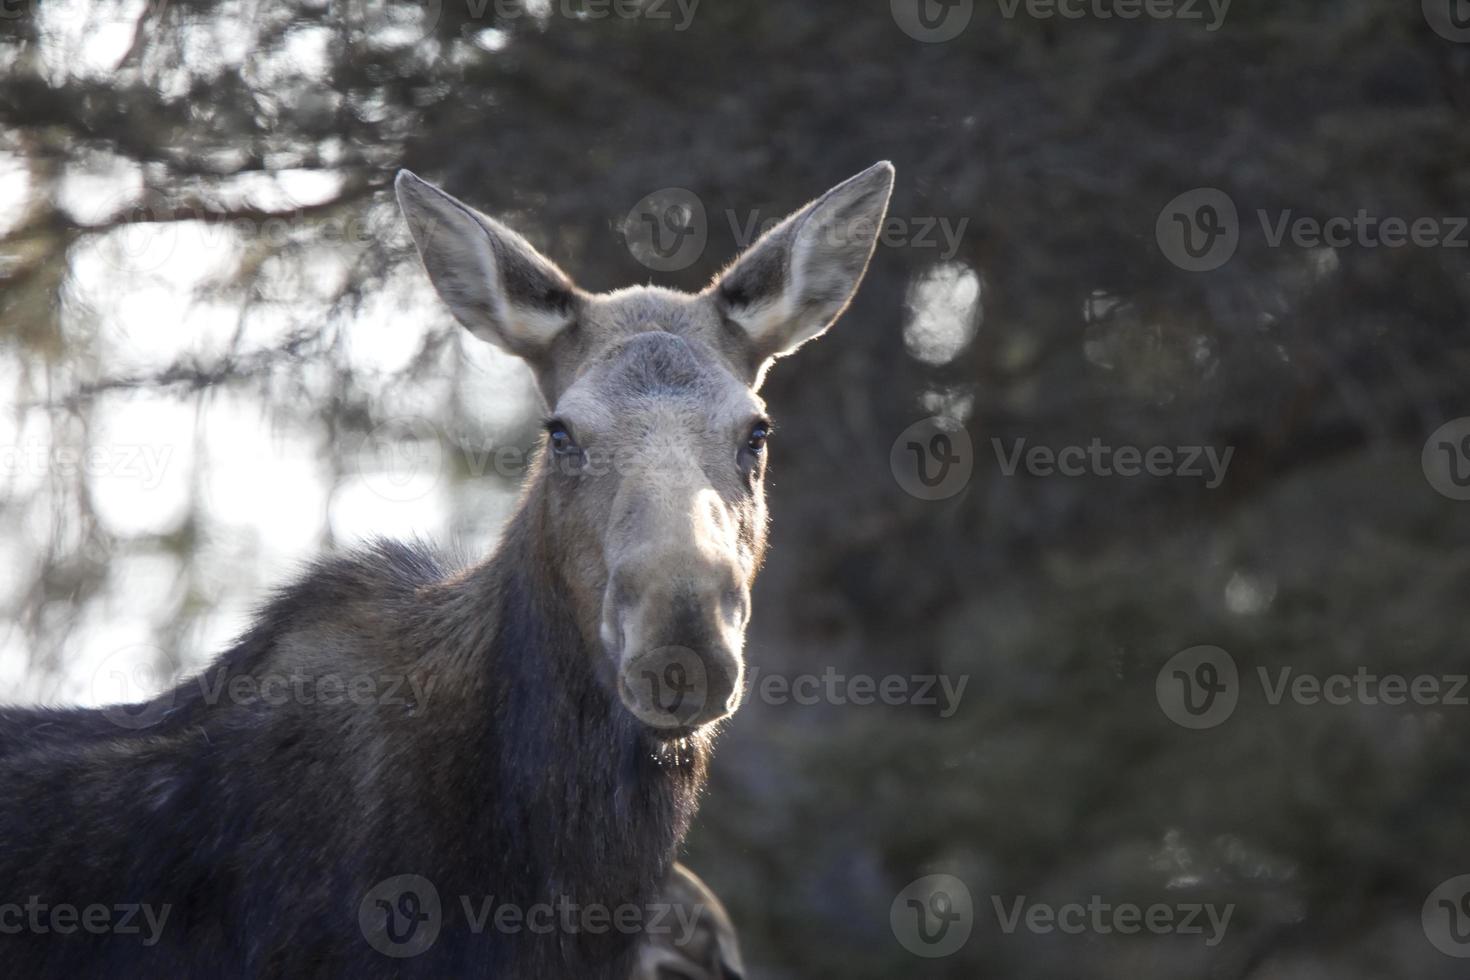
{"left": 554, "top": 331, "right": 763, "bottom": 428}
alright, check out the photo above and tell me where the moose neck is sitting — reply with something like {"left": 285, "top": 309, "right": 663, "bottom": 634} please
{"left": 424, "top": 472, "right": 709, "bottom": 907}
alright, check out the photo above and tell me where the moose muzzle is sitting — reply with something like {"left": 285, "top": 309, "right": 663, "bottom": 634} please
{"left": 606, "top": 550, "right": 747, "bottom": 734}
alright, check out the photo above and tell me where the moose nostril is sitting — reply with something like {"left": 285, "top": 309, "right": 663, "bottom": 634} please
{"left": 612, "top": 579, "right": 637, "bottom": 615}
{"left": 720, "top": 589, "right": 748, "bottom": 625}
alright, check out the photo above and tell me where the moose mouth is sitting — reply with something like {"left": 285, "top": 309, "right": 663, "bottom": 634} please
{"left": 649, "top": 724, "right": 700, "bottom": 743}
{"left": 617, "top": 642, "right": 742, "bottom": 737}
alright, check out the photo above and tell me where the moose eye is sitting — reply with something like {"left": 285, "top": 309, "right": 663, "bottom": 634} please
{"left": 746, "top": 421, "right": 771, "bottom": 454}
{"left": 546, "top": 420, "right": 578, "bottom": 455}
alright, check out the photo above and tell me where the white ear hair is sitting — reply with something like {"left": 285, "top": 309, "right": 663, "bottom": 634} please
{"left": 709, "top": 162, "right": 895, "bottom": 371}
{"left": 395, "top": 170, "right": 577, "bottom": 361}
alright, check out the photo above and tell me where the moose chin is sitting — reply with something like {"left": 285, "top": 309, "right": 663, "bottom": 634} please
{"left": 0, "top": 160, "right": 894, "bottom": 978}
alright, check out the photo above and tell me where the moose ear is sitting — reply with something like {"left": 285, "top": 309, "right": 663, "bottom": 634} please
{"left": 709, "top": 162, "right": 894, "bottom": 380}
{"left": 395, "top": 170, "right": 577, "bottom": 364}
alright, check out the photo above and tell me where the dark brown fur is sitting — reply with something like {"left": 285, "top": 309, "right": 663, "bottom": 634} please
{"left": 0, "top": 483, "right": 704, "bottom": 977}
{"left": 0, "top": 163, "right": 894, "bottom": 978}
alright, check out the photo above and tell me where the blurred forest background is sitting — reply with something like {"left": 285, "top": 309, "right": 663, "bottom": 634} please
{"left": 3, "top": 0, "right": 1470, "bottom": 976}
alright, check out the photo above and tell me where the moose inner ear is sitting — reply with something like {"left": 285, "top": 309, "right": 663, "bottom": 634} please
{"left": 708, "top": 161, "right": 895, "bottom": 384}
{"left": 395, "top": 169, "right": 578, "bottom": 366}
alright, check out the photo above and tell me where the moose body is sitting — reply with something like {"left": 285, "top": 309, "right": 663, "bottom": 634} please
{"left": 1, "top": 537, "right": 698, "bottom": 976}
{"left": 0, "top": 162, "right": 894, "bottom": 977}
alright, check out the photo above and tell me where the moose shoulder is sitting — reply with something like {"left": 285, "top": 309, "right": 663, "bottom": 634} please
{"left": 0, "top": 162, "right": 894, "bottom": 978}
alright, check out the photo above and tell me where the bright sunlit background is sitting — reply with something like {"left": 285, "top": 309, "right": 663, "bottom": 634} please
{"left": 0, "top": 143, "right": 536, "bottom": 707}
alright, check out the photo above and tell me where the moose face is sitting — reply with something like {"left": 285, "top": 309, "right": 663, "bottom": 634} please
{"left": 396, "top": 162, "right": 894, "bottom": 735}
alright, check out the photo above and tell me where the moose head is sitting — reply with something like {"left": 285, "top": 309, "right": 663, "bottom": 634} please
{"left": 396, "top": 162, "right": 894, "bottom": 736}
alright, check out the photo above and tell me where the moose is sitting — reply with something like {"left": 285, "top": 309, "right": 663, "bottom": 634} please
{"left": 0, "top": 161, "right": 894, "bottom": 977}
